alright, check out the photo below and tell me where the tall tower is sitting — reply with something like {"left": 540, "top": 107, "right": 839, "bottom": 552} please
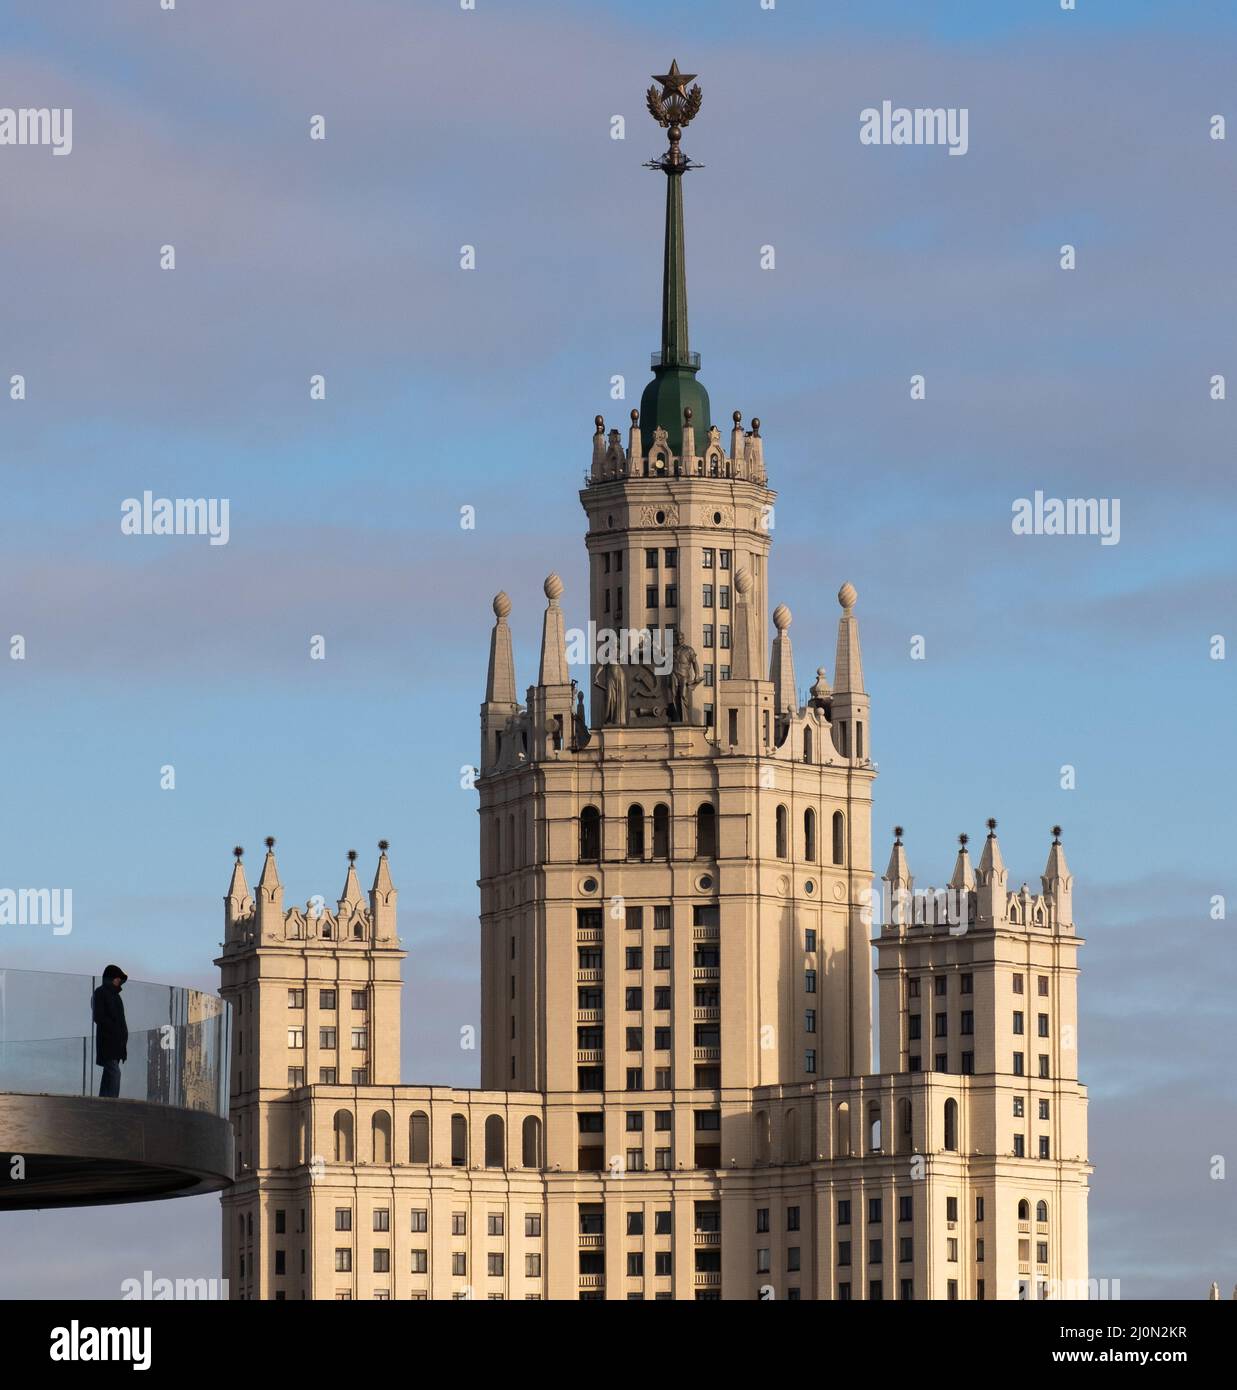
{"left": 477, "top": 60, "right": 876, "bottom": 1165}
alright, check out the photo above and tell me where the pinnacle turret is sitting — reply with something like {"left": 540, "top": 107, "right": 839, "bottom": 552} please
{"left": 537, "top": 573, "right": 570, "bottom": 687}
{"left": 485, "top": 591, "right": 517, "bottom": 706}
{"left": 949, "top": 833, "right": 976, "bottom": 891}
{"left": 769, "top": 603, "right": 797, "bottom": 720}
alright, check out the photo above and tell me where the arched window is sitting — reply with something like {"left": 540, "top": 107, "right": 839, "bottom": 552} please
{"left": 803, "top": 728, "right": 813, "bottom": 763}
{"left": 1017, "top": 1199, "right": 1030, "bottom": 1221}
{"left": 409, "top": 1110, "right": 430, "bottom": 1164}
{"left": 784, "top": 1108, "right": 799, "bottom": 1164}
{"left": 835, "top": 1101, "right": 851, "bottom": 1157}
{"left": 1036, "top": 1200, "right": 1048, "bottom": 1224}
{"left": 944, "top": 1098, "right": 958, "bottom": 1151}
{"left": 627, "top": 804, "right": 645, "bottom": 859}
{"left": 578, "top": 806, "right": 601, "bottom": 862}
{"left": 372, "top": 1110, "right": 392, "bottom": 1164}
{"left": 868, "top": 1102, "right": 882, "bottom": 1153}
{"left": 832, "top": 811, "right": 846, "bottom": 865}
{"left": 696, "top": 803, "right": 717, "bottom": 858}
{"left": 804, "top": 808, "right": 817, "bottom": 862}
{"left": 652, "top": 804, "right": 670, "bottom": 859}
{"left": 775, "top": 805, "right": 789, "bottom": 859}
{"left": 322, "top": 921, "right": 332, "bottom": 940}
{"left": 450, "top": 1113, "right": 468, "bottom": 1168}
{"left": 484, "top": 1114, "right": 505, "bottom": 1168}
{"left": 333, "top": 1109, "right": 354, "bottom": 1163}
{"left": 522, "top": 1115, "right": 542, "bottom": 1169}
{"left": 353, "top": 920, "right": 363, "bottom": 939}
{"left": 896, "top": 1097, "right": 912, "bottom": 1153}
{"left": 754, "top": 1110, "right": 771, "bottom": 1164}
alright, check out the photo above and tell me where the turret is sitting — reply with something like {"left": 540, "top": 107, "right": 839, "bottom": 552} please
{"left": 527, "top": 573, "right": 574, "bottom": 761}
{"left": 256, "top": 836, "right": 283, "bottom": 940}
{"left": 830, "top": 582, "right": 869, "bottom": 760}
{"left": 975, "top": 818, "right": 1008, "bottom": 925}
{"left": 769, "top": 603, "right": 797, "bottom": 735}
{"left": 1041, "top": 824, "right": 1073, "bottom": 928}
{"left": 883, "top": 825, "right": 912, "bottom": 925}
{"left": 370, "top": 839, "right": 397, "bottom": 943}
{"left": 481, "top": 591, "right": 519, "bottom": 770}
{"left": 225, "top": 845, "right": 253, "bottom": 942}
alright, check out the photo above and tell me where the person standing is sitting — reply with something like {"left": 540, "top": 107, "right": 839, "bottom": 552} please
{"left": 91, "top": 966, "right": 128, "bottom": 1098}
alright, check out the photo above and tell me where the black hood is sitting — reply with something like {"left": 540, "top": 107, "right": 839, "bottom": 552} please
{"left": 101, "top": 965, "right": 128, "bottom": 984}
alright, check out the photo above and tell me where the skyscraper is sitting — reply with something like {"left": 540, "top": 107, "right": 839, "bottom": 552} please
{"left": 218, "top": 63, "right": 1089, "bottom": 1301}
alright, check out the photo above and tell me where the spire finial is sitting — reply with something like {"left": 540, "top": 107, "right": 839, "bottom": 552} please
{"left": 987, "top": 818, "right": 998, "bottom": 835}
{"left": 265, "top": 836, "right": 275, "bottom": 849}
{"left": 959, "top": 833, "right": 968, "bottom": 847}
{"left": 233, "top": 845, "right": 244, "bottom": 861}
{"left": 646, "top": 60, "right": 702, "bottom": 169}
{"left": 894, "top": 825, "right": 904, "bottom": 844}
{"left": 1051, "top": 824, "right": 1062, "bottom": 843}
{"left": 347, "top": 849, "right": 357, "bottom": 864}
{"left": 378, "top": 839, "right": 389, "bottom": 853}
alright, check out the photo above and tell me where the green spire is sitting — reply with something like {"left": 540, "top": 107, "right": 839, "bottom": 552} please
{"left": 639, "top": 61, "right": 711, "bottom": 458}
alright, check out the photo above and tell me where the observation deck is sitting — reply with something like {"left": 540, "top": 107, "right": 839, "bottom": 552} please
{"left": 0, "top": 969, "right": 233, "bottom": 1209}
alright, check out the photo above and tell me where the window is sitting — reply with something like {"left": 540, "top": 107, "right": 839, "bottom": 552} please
{"left": 287, "top": 1027, "right": 304, "bottom": 1048}
{"left": 654, "top": 1027, "right": 671, "bottom": 1050}
{"left": 653, "top": 986, "right": 671, "bottom": 1009}
{"left": 1038, "top": 975, "right": 1049, "bottom": 996}
{"left": 654, "top": 1251, "right": 672, "bottom": 1275}
{"left": 452, "top": 1253, "right": 467, "bottom": 1276}
{"left": 869, "top": 1239, "right": 882, "bottom": 1265}
{"left": 868, "top": 1198, "right": 882, "bottom": 1224}
{"left": 805, "top": 1049, "right": 816, "bottom": 1074}
{"left": 287, "top": 1067, "right": 304, "bottom": 1087}
{"left": 703, "top": 583, "right": 714, "bottom": 606}
{"left": 1039, "top": 1136, "right": 1051, "bottom": 1159}
{"left": 908, "top": 978, "right": 920, "bottom": 999}
{"left": 935, "top": 1012, "right": 947, "bottom": 1037}
{"left": 411, "top": 1208, "right": 428, "bottom": 1232}
{"left": 1013, "top": 973, "right": 1024, "bottom": 994}
{"left": 287, "top": 989, "right": 304, "bottom": 1009}
{"left": 805, "top": 1009, "right": 816, "bottom": 1033}
{"left": 837, "top": 1200, "right": 851, "bottom": 1225}
{"left": 645, "top": 547, "right": 658, "bottom": 569}
{"left": 626, "top": 1068, "right": 643, "bottom": 1091}
{"left": 664, "top": 585, "right": 677, "bottom": 608}
{"left": 351, "top": 990, "right": 367, "bottom": 1011}
{"left": 832, "top": 811, "right": 845, "bottom": 865}
{"left": 411, "top": 1250, "right": 427, "bottom": 1273}
{"left": 1013, "top": 1134, "right": 1026, "bottom": 1157}
{"left": 803, "top": 807, "right": 817, "bottom": 860}
{"left": 645, "top": 586, "right": 659, "bottom": 608}
{"left": 1013, "top": 1010, "right": 1024, "bottom": 1035}
{"left": 976, "top": 1196, "right": 985, "bottom": 1222}
{"left": 452, "top": 1211, "right": 467, "bottom": 1235}
{"left": 578, "top": 806, "right": 601, "bottom": 862}
{"left": 1013, "top": 1052, "right": 1025, "bottom": 1076}
{"left": 944, "top": 1098, "right": 958, "bottom": 1151}
{"left": 900, "top": 1237, "right": 913, "bottom": 1263}
{"left": 899, "top": 1195, "right": 912, "bottom": 1222}
{"left": 664, "top": 548, "right": 677, "bottom": 568}
{"left": 627, "top": 805, "right": 645, "bottom": 859}
{"left": 319, "top": 1027, "right": 337, "bottom": 1048}
{"left": 960, "top": 1011, "right": 973, "bottom": 1035}
{"left": 787, "top": 1247, "right": 800, "bottom": 1272}
{"left": 695, "top": 803, "right": 717, "bottom": 858}
{"left": 487, "top": 1212, "right": 504, "bottom": 1236}
{"left": 775, "top": 805, "right": 788, "bottom": 859}
{"left": 654, "top": 904, "right": 672, "bottom": 931}
{"left": 838, "top": 1240, "right": 851, "bottom": 1266}
{"left": 719, "top": 585, "right": 731, "bottom": 610}
{"left": 374, "top": 1249, "right": 390, "bottom": 1273}
{"left": 1037, "top": 1241, "right": 1048, "bottom": 1264}
{"left": 1039, "top": 1055, "right": 1050, "bottom": 1078}
{"left": 908, "top": 1015, "right": 921, "bottom": 1040}
{"left": 1038, "top": 1099, "right": 1050, "bottom": 1120}
{"left": 804, "top": 927, "right": 817, "bottom": 952}
{"left": 1038, "top": 1013, "right": 1049, "bottom": 1037}
{"left": 702, "top": 623, "right": 714, "bottom": 647}
{"left": 627, "top": 1211, "right": 644, "bottom": 1234}
{"left": 625, "top": 946, "right": 643, "bottom": 970}
{"left": 335, "top": 1249, "right": 352, "bottom": 1272}
{"left": 756, "top": 1208, "right": 769, "bottom": 1233}
{"left": 946, "top": 1196, "right": 958, "bottom": 1222}
{"left": 961, "top": 1052, "right": 974, "bottom": 1074}
{"left": 1036, "top": 1200, "right": 1048, "bottom": 1222}
{"left": 756, "top": 1248, "right": 770, "bottom": 1273}
{"left": 960, "top": 974, "right": 972, "bottom": 994}
{"left": 805, "top": 969, "right": 817, "bottom": 994}
{"left": 719, "top": 625, "right": 730, "bottom": 649}
{"left": 719, "top": 549, "right": 731, "bottom": 569}
{"left": 786, "top": 1205, "right": 800, "bottom": 1231}
{"left": 626, "top": 904, "right": 643, "bottom": 932}
{"left": 335, "top": 1208, "right": 352, "bottom": 1232}
{"left": 626, "top": 987, "right": 642, "bottom": 1010}
{"left": 627, "top": 1252, "right": 644, "bottom": 1277}
{"left": 653, "top": 946, "right": 671, "bottom": 969}
{"left": 977, "top": 1238, "right": 985, "bottom": 1262}
{"left": 652, "top": 805, "right": 670, "bottom": 859}
{"left": 702, "top": 548, "right": 714, "bottom": 568}
{"left": 525, "top": 1253, "right": 541, "bottom": 1277}
{"left": 374, "top": 1209, "right": 390, "bottom": 1232}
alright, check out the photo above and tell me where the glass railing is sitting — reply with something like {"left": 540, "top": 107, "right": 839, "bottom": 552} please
{"left": 0, "top": 969, "right": 231, "bottom": 1117}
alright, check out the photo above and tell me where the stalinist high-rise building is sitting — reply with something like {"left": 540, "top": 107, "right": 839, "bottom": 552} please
{"left": 217, "top": 63, "right": 1090, "bottom": 1301}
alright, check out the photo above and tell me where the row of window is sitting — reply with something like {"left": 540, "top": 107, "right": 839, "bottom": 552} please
{"left": 909, "top": 972, "right": 1051, "bottom": 998}
{"left": 579, "top": 804, "right": 848, "bottom": 863}
{"left": 287, "top": 1027, "right": 368, "bottom": 1049}
{"left": 907, "top": 1012, "right": 1050, "bottom": 1039}
{"left": 906, "top": 1052, "right": 1053, "bottom": 1078}
{"left": 286, "top": 988, "right": 367, "bottom": 1011}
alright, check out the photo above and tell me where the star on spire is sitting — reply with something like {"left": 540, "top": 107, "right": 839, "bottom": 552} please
{"left": 652, "top": 59, "right": 696, "bottom": 97}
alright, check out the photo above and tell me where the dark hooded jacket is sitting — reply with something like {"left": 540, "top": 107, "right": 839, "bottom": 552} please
{"left": 92, "top": 967, "right": 128, "bottom": 1065}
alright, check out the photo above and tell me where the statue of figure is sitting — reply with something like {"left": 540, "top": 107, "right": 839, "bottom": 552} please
{"left": 593, "top": 660, "right": 627, "bottom": 726}
{"left": 573, "top": 691, "right": 591, "bottom": 748}
{"left": 670, "top": 634, "right": 702, "bottom": 723}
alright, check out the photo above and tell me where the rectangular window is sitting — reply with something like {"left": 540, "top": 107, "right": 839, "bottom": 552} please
{"left": 627, "top": 1252, "right": 644, "bottom": 1277}
{"left": 654, "top": 1027, "right": 671, "bottom": 1050}
{"left": 961, "top": 1052, "right": 974, "bottom": 1074}
{"left": 645, "top": 586, "right": 659, "bottom": 608}
{"left": 625, "top": 946, "right": 642, "bottom": 969}
{"left": 1014, "top": 1134, "right": 1026, "bottom": 1157}
{"left": 837, "top": 1200, "right": 851, "bottom": 1225}
{"left": 645, "top": 547, "right": 659, "bottom": 568}
{"left": 703, "top": 663, "right": 715, "bottom": 688}
{"left": 664, "top": 548, "right": 677, "bottom": 568}
{"left": 719, "top": 625, "right": 730, "bottom": 649}
{"left": 898, "top": 1195, "right": 913, "bottom": 1222}
{"left": 1012, "top": 1010, "right": 1024, "bottom": 1035}
{"left": 1039, "top": 1054, "right": 1050, "bottom": 1078}
{"left": 702, "top": 623, "right": 715, "bottom": 647}
{"left": 946, "top": 1196, "right": 958, "bottom": 1222}
{"left": 908, "top": 1015, "right": 921, "bottom": 1040}
{"left": 1013, "top": 1052, "right": 1025, "bottom": 1076}
{"left": 1039, "top": 1136, "right": 1051, "bottom": 1159}
{"left": 947, "top": 1279, "right": 958, "bottom": 1301}
{"left": 626, "top": 1068, "right": 643, "bottom": 1091}
{"left": 654, "top": 1251, "right": 672, "bottom": 1275}
{"left": 1038, "top": 1013, "right": 1049, "bottom": 1037}
{"left": 869, "top": 1239, "right": 882, "bottom": 1265}
{"left": 900, "top": 1237, "right": 913, "bottom": 1263}
{"left": 977, "top": 1238, "right": 985, "bottom": 1262}
{"left": 287, "top": 1067, "right": 304, "bottom": 1087}
{"left": 653, "top": 986, "right": 671, "bottom": 1009}
{"left": 804, "top": 1049, "right": 816, "bottom": 1074}
{"left": 653, "top": 946, "right": 671, "bottom": 969}
{"left": 654, "top": 1146, "right": 671, "bottom": 1168}
{"left": 626, "top": 904, "right": 643, "bottom": 931}
{"left": 756, "top": 1248, "right": 770, "bottom": 1273}
{"left": 287, "top": 989, "right": 303, "bottom": 1009}
{"left": 960, "top": 974, "right": 972, "bottom": 994}
{"left": 1013, "top": 973, "right": 1024, "bottom": 994}
{"left": 373, "top": 1249, "right": 390, "bottom": 1273}
{"left": 908, "top": 1055, "right": 921, "bottom": 1072}
{"left": 935, "top": 975, "right": 947, "bottom": 997}
{"left": 868, "top": 1198, "right": 882, "bottom": 1224}
{"left": 319, "top": 1027, "right": 337, "bottom": 1048}
{"left": 805, "top": 969, "right": 817, "bottom": 994}
{"left": 351, "top": 1028, "right": 368, "bottom": 1050}
{"left": 525, "top": 1253, "right": 541, "bottom": 1277}
{"left": 525, "top": 1213, "right": 541, "bottom": 1236}
{"left": 719, "top": 549, "right": 731, "bottom": 570}
{"left": 373, "top": 1209, "right": 390, "bottom": 1232}
{"left": 719, "top": 585, "right": 731, "bottom": 610}
{"left": 287, "top": 1027, "right": 303, "bottom": 1048}
{"left": 626, "top": 987, "right": 642, "bottom": 1010}
{"left": 335, "top": 1208, "right": 352, "bottom": 1231}
{"left": 654, "top": 905, "right": 672, "bottom": 931}
{"left": 702, "top": 548, "right": 714, "bottom": 568}
{"left": 625, "top": 1027, "right": 642, "bottom": 1051}
{"left": 935, "top": 1012, "right": 947, "bottom": 1037}
{"left": 1038, "top": 974, "right": 1049, "bottom": 996}
{"left": 452, "top": 1212, "right": 467, "bottom": 1235}
{"left": 452, "top": 1253, "right": 467, "bottom": 1276}
{"left": 1038, "top": 1099, "right": 1050, "bottom": 1120}
{"left": 837, "top": 1240, "right": 851, "bottom": 1266}
{"left": 1037, "top": 1241, "right": 1048, "bottom": 1263}
{"left": 334, "top": 1249, "right": 352, "bottom": 1273}
{"left": 702, "top": 583, "right": 714, "bottom": 606}
{"left": 935, "top": 1053, "right": 947, "bottom": 1072}
{"left": 787, "top": 1247, "right": 800, "bottom": 1272}
{"left": 1013, "top": 1095, "right": 1025, "bottom": 1117}
{"left": 487, "top": 1213, "right": 504, "bottom": 1236}
{"left": 664, "top": 585, "right": 677, "bottom": 608}
{"left": 804, "top": 1009, "right": 816, "bottom": 1033}
{"left": 411, "top": 1250, "right": 427, "bottom": 1273}
{"left": 976, "top": 1196, "right": 985, "bottom": 1222}
{"left": 960, "top": 1011, "right": 973, "bottom": 1035}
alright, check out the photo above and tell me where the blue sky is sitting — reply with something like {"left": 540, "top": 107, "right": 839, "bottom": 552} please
{"left": 1, "top": 0, "right": 1235, "bottom": 1298}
